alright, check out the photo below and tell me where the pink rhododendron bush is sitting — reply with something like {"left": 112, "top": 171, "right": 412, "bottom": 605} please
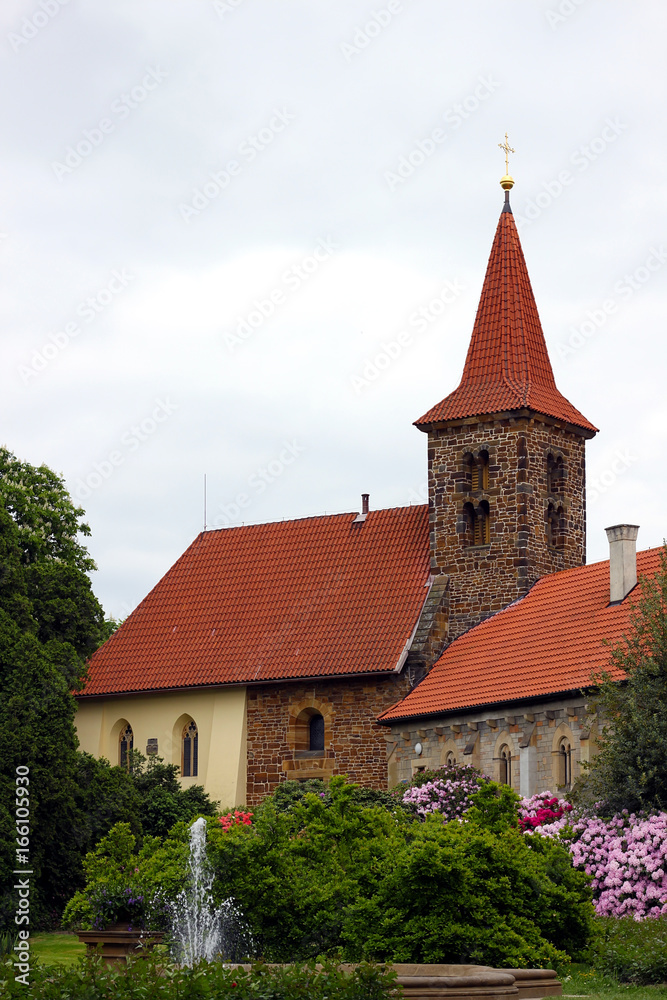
{"left": 401, "top": 770, "right": 667, "bottom": 920}
{"left": 519, "top": 792, "right": 667, "bottom": 920}
{"left": 400, "top": 763, "right": 485, "bottom": 821}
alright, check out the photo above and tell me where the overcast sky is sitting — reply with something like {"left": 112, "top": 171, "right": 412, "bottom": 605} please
{"left": 1, "top": 0, "right": 665, "bottom": 619}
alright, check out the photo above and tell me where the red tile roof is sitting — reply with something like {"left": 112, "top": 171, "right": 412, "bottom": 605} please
{"left": 379, "top": 548, "right": 663, "bottom": 722}
{"left": 81, "top": 506, "right": 431, "bottom": 697}
{"left": 415, "top": 203, "right": 597, "bottom": 434}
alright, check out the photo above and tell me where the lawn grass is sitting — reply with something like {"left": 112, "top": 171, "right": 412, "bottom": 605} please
{"left": 28, "top": 932, "right": 85, "bottom": 967}
{"left": 560, "top": 963, "right": 667, "bottom": 999}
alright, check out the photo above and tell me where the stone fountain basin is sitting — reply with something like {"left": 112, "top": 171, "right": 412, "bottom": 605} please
{"left": 224, "top": 962, "right": 561, "bottom": 999}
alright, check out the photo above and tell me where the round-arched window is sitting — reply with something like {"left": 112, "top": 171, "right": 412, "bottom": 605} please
{"left": 182, "top": 720, "right": 199, "bottom": 777}
{"left": 309, "top": 713, "right": 325, "bottom": 752}
{"left": 499, "top": 745, "right": 512, "bottom": 786}
{"left": 119, "top": 723, "right": 133, "bottom": 770}
{"left": 558, "top": 737, "right": 572, "bottom": 789}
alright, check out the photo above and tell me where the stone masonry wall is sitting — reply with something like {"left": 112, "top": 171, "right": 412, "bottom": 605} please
{"left": 427, "top": 412, "right": 589, "bottom": 639}
{"left": 245, "top": 673, "right": 411, "bottom": 806}
{"left": 385, "top": 695, "right": 597, "bottom": 798}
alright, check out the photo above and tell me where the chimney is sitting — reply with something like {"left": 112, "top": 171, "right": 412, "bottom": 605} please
{"left": 353, "top": 494, "right": 370, "bottom": 524}
{"left": 605, "top": 524, "right": 639, "bottom": 603}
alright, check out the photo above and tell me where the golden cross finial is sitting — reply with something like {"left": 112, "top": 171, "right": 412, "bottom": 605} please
{"left": 498, "top": 132, "right": 515, "bottom": 174}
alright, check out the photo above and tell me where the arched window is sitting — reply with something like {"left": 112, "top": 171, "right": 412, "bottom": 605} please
{"left": 445, "top": 750, "right": 456, "bottom": 767}
{"left": 471, "top": 450, "right": 489, "bottom": 492}
{"left": 558, "top": 737, "right": 572, "bottom": 790}
{"left": 547, "top": 503, "right": 565, "bottom": 548}
{"left": 182, "top": 720, "right": 199, "bottom": 777}
{"left": 462, "top": 501, "right": 475, "bottom": 545}
{"left": 292, "top": 705, "right": 328, "bottom": 756}
{"left": 463, "top": 453, "right": 474, "bottom": 491}
{"left": 547, "top": 454, "right": 565, "bottom": 495}
{"left": 463, "top": 500, "right": 490, "bottom": 546}
{"left": 119, "top": 723, "right": 133, "bottom": 771}
{"left": 498, "top": 745, "right": 512, "bottom": 786}
{"left": 474, "top": 500, "right": 490, "bottom": 545}
{"left": 309, "top": 713, "right": 325, "bottom": 752}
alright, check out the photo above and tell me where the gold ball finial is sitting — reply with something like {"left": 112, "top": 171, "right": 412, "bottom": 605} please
{"left": 498, "top": 133, "right": 515, "bottom": 191}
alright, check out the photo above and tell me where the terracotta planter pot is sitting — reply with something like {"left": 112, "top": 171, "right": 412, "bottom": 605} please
{"left": 76, "top": 924, "right": 164, "bottom": 965}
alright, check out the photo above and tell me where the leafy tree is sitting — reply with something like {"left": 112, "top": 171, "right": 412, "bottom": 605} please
{"left": 0, "top": 450, "right": 109, "bottom": 929}
{"left": 128, "top": 751, "right": 218, "bottom": 839}
{"left": 0, "top": 448, "right": 219, "bottom": 930}
{"left": 583, "top": 545, "right": 667, "bottom": 814}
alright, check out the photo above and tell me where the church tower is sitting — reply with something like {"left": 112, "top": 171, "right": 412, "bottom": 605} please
{"left": 416, "top": 165, "right": 597, "bottom": 642}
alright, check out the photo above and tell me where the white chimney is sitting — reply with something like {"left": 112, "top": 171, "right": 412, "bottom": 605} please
{"left": 605, "top": 524, "right": 639, "bottom": 603}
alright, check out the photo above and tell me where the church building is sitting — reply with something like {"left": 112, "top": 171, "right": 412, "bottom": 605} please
{"left": 75, "top": 168, "right": 660, "bottom": 807}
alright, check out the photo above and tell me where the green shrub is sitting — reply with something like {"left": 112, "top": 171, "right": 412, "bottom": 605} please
{"left": 342, "top": 806, "right": 593, "bottom": 967}
{"left": 207, "top": 777, "right": 406, "bottom": 960}
{"left": 270, "top": 778, "right": 407, "bottom": 815}
{"left": 207, "top": 775, "right": 593, "bottom": 965}
{"left": 0, "top": 954, "right": 397, "bottom": 999}
{"left": 62, "top": 822, "right": 189, "bottom": 931}
{"left": 590, "top": 915, "right": 667, "bottom": 984}
{"left": 62, "top": 776, "right": 595, "bottom": 967}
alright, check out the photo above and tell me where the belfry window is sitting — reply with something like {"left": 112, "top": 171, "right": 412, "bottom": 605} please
{"left": 182, "top": 720, "right": 199, "bottom": 777}
{"left": 474, "top": 500, "right": 491, "bottom": 545}
{"left": 463, "top": 500, "right": 490, "bottom": 546}
{"left": 547, "top": 454, "right": 565, "bottom": 495}
{"left": 471, "top": 450, "right": 489, "bottom": 491}
{"left": 547, "top": 503, "right": 565, "bottom": 548}
{"left": 119, "top": 723, "right": 133, "bottom": 771}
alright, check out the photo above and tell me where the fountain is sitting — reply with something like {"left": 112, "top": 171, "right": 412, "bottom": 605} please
{"left": 170, "top": 817, "right": 253, "bottom": 966}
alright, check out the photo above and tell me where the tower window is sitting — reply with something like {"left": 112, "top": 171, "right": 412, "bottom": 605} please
{"left": 547, "top": 503, "right": 565, "bottom": 548}
{"left": 182, "top": 720, "right": 199, "bottom": 777}
{"left": 471, "top": 450, "right": 489, "bottom": 491}
{"left": 547, "top": 454, "right": 565, "bottom": 495}
{"left": 463, "top": 500, "right": 490, "bottom": 546}
{"left": 474, "top": 500, "right": 490, "bottom": 545}
{"left": 119, "top": 723, "right": 133, "bottom": 771}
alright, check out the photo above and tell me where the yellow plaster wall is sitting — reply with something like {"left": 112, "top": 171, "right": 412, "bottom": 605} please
{"left": 75, "top": 687, "right": 247, "bottom": 811}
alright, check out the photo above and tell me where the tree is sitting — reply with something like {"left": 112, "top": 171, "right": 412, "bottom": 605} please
{"left": 128, "top": 752, "right": 218, "bottom": 839}
{"left": 0, "top": 448, "right": 108, "bottom": 928}
{"left": 0, "top": 448, "right": 219, "bottom": 930}
{"left": 583, "top": 545, "right": 667, "bottom": 814}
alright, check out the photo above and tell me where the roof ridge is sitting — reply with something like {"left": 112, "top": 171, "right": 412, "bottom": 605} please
{"left": 203, "top": 503, "right": 428, "bottom": 534}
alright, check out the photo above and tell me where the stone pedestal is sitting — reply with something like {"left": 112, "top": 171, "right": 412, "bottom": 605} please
{"left": 76, "top": 924, "right": 163, "bottom": 965}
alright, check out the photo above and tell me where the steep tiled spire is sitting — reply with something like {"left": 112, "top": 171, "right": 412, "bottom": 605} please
{"left": 415, "top": 195, "right": 597, "bottom": 434}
